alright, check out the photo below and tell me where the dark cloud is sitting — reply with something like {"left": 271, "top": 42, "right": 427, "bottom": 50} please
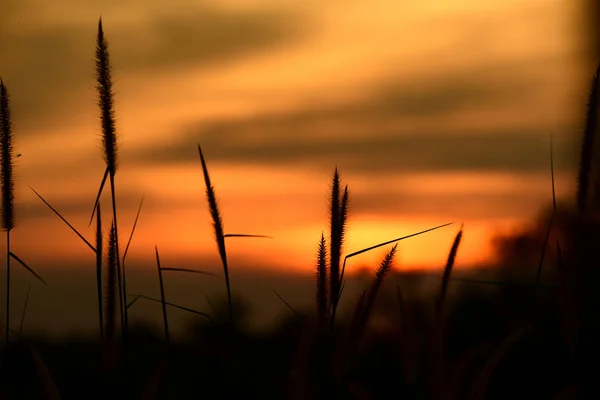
{"left": 0, "top": 2, "right": 304, "bottom": 130}
{"left": 125, "top": 72, "right": 579, "bottom": 175}
{"left": 352, "top": 191, "right": 547, "bottom": 220}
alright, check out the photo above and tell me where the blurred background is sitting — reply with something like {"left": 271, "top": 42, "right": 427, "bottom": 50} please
{"left": 0, "top": 0, "right": 597, "bottom": 336}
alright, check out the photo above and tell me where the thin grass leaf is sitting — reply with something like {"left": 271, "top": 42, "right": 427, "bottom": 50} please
{"left": 337, "top": 280, "right": 346, "bottom": 304}
{"left": 87, "top": 166, "right": 108, "bottom": 227}
{"left": 338, "top": 222, "right": 453, "bottom": 293}
{"left": 205, "top": 294, "right": 217, "bottom": 316}
{"left": 224, "top": 234, "right": 272, "bottom": 239}
{"left": 9, "top": 252, "right": 47, "bottom": 286}
{"left": 120, "top": 194, "right": 144, "bottom": 340}
{"left": 29, "top": 187, "right": 96, "bottom": 253}
{"left": 122, "top": 194, "right": 144, "bottom": 264}
{"left": 159, "top": 267, "right": 221, "bottom": 278}
{"left": 126, "top": 293, "right": 143, "bottom": 310}
{"left": 19, "top": 283, "right": 31, "bottom": 334}
{"left": 536, "top": 137, "right": 557, "bottom": 284}
{"left": 128, "top": 294, "right": 211, "bottom": 319}
{"left": 273, "top": 290, "right": 301, "bottom": 317}
{"left": 198, "top": 144, "right": 231, "bottom": 322}
{"left": 155, "top": 246, "right": 169, "bottom": 343}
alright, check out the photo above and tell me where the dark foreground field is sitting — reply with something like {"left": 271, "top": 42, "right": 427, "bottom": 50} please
{"left": 0, "top": 265, "right": 582, "bottom": 399}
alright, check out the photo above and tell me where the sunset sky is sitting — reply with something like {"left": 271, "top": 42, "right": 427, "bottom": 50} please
{"left": 0, "top": 0, "right": 591, "bottom": 276}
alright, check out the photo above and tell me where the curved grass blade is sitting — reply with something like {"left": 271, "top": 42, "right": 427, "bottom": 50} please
{"left": 155, "top": 246, "right": 169, "bottom": 343}
{"left": 29, "top": 187, "right": 96, "bottom": 253}
{"left": 19, "top": 283, "right": 31, "bottom": 334}
{"left": 121, "top": 194, "right": 144, "bottom": 340}
{"left": 273, "top": 289, "right": 301, "bottom": 317}
{"left": 128, "top": 294, "right": 211, "bottom": 319}
{"left": 9, "top": 252, "right": 47, "bottom": 286}
{"left": 160, "top": 267, "right": 221, "bottom": 278}
{"left": 224, "top": 234, "right": 272, "bottom": 239}
{"left": 87, "top": 166, "right": 108, "bottom": 227}
{"left": 126, "top": 293, "right": 143, "bottom": 310}
{"left": 122, "top": 194, "right": 144, "bottom": 264}
{"left": 338, "top": 222, "right": 453, "bottom": 298}
{"left": 205, "top": 294, "right": 216, "bottom": 315}
{"left": 536, "top": 135, "right": 557, "bottom": 284}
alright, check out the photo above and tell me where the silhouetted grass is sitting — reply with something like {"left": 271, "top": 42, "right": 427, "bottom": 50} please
{"left": 4, "top": 17, "right": 600, "bottom": 400}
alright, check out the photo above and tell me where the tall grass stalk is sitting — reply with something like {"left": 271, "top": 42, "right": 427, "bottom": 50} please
{"left": 104, "top": 222, "right": 117, "bottom": 369}
{"left": 96, "top": 18, "right": 125, "bottom": 338}
{"left": 96, "top": 204, "right": 103, "bottom": 341}
{"left": 0, "top": 79, "right": 15, "bottom": 349}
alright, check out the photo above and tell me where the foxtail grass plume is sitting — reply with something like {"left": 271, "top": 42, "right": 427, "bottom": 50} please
{"left": 96, "top": 19, "right": 118, "bottom": 177}
{"left": 316, "top": 233, "right": 328, "bottom": 329}
{"left": 0, "top": 80, "right": 14, "bottom": 231}
{"left": 198, "top": 144, "right": 231, "bottom": 322}
{"left": 0, "top": 79, "right": 15, "bottom": 349}
{"left": 329, "top": 169, "right": 342, "bottom": 303}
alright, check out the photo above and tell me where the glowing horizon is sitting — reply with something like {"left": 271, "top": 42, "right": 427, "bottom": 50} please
{"left": 0, "top": 0, "right": 587, "bottom": 274}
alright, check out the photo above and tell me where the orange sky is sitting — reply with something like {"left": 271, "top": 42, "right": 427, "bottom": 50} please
{"left": 0, "top": 0, "right": 591, "bottom": 274}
